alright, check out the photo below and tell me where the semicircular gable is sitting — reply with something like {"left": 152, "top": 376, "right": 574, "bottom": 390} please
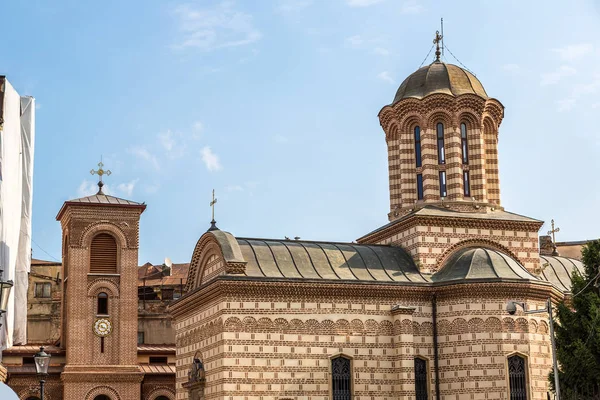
{"left": 185, "top": 230, "right": 247, "bottom": 291}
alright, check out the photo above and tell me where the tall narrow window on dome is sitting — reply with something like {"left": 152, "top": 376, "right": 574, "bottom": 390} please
{"left": 414, "top": 126, "right": 422, "bottom": 167}
{"left": 437, "top": 123, "right": 445, "bottom": 164}
{"left": 90, "top": 233, "right": 117, "bottom": 274}
{"left": 416, "top": 174, "right": 424, "bottom": 200}
{"left": 461, "top": 123, "right": 469, "bottom": 164}
{"left": 439, "top": 171, "right": 447, "bottom": 197}
{"left": 463, "top": 170, "right": 471, "bottom": 197}
{"left": 331, "top": 356, "right": 351, "bottom": 400}
{"left": 508, "top": 355, "right": 528, "bottom": 400}
{"left": 97, "top": 292, "right": 108, "bottom": 315}
{"left": 414, "top": 358, "right": 429, "bottom": 400}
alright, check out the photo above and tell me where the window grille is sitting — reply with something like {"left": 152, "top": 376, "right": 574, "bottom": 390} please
{"left": 331, "top": 356, "right": 351, "bottom": 400}
{"left": 508, "top": 355, "right": 527, "bottom": 400}
{"left": 414, "top": 358, "right": 428, "bottom": 400}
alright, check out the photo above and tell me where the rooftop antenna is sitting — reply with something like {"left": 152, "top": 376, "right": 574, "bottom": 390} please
{"left": 441, "top": 18, "right": 444, "bottom": 58}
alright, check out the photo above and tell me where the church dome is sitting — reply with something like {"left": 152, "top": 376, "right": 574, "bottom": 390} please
{"left": 392, "top": 61, "right": 488, "bottom": 104}
{"left": 432, "top": 247, "right": 537, "bottom": 283}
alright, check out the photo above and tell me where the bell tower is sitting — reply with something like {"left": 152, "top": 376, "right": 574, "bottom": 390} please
{"left": 57, "top": 161, "right": 146, "bottom": 400}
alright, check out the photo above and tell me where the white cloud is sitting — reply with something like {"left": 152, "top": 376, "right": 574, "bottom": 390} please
{"left": 78, "top": 179, "right": 107, "bottom": 197}
{"left": 345, "top": 35, "right": 364, "bottom": 47}
{"left": 346, "top": 0, "right": 385, "bottom": 6}
{"left": 130, "top": 146, "right": 160, "bottom": 170}
{"left": 277, "top": 0, "right": 313, "bottom": 14}
{"left": 557, "top": 98, "right": 576, "bottom": 112}
{"left": 373, "top": 47, "right": 390, "bottom": 56}
{"left": 552, "top": 43, "right": 593, "bottom": 62}
{"left": 226, "top": 184, "right": 244, "bottom": 192}
{"left": 400, "top": 0, "right": 423, "bottom": 14}
{"left": 502, "top": 63, "right": 520, "bottom": 73}
{"left": 377, "top": 71, "right": 395, "bottom": 84}
{"left": 158, "top": 130, "right": 186, "bottom": 158}
{"left": 200, "top": 146, "right": 222, "bottom": 171}
{"left": 117, "top": 179, "right": 139, "bottom": 197}
{"left": 193, "top": 121, "right": 204, "bottom": 132}
{"left": 171, "top": 2, "right": 262, "bottom": 51}
{"left": 540, "top": 66, "right": 577, "bottom": 85}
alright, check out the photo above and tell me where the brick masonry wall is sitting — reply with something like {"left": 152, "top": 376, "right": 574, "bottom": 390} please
{"left": 173, "top": 259, "right": 556, "bottom": 400}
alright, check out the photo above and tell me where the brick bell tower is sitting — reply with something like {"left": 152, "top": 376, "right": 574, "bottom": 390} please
{"left": 56, "top": 161, "right": 146, "bottom": 400}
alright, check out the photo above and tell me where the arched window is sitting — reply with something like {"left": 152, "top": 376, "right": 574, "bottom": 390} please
{"left": 155, "top": 397, "right": 170, "bottom": 400}
{"left": 331, "top": 356, "right": 351, "bottom": 400}
{"left": 460, "top": 123, "right": 469, "bottom": 164}
{"left": 414, "top": 126, "right": 422, "bottom": 167}
{"left": 439, "top": 171, "right": 447, "bottom": 198}
{"left": 463, "top": 170, "right": 471, "bottom": 197}
{"left": 94, "top": 396, "right": 111, "bottom": 400}
{"left": 508, "top": 354, "right": 527, "bottom": 400}
{"left": 97, "top": 292, "right": 108, "bottom": 315}
{"left": 414, "top": 357, "right": 428, "bottom": 400}
{"left": 90, "top": 233, "right": 117, "bottom": 274}
{"left": 416, "top": 174, "right": 424, "bottom": 200}
{"left": 436, "top": 123, "right": 445, "bottom": 164}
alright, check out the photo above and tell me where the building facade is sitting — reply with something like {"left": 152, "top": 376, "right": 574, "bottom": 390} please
{"left": 170, "top": 55, "right": 586, "bottom": 400}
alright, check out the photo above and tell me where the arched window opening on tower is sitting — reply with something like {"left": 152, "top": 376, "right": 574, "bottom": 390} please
{"left": 436, "top": 123, "right": 445, "bottom": 164}
{"left": 414, "top": 126, "right": 422, "bottom": 167}
{"left": 97, "top": 292, "right": 108, "bottom": 315}
{"left": 331, "top": 356, "right": 351, "bottom": 400}
{"left": 414, "top": 357, "right": 429, "bottom": 400}
{"left": 507, "top": 354, "right": 528, "bottom": 400}
{"left": 416, "top": 174, "right": 424, "bottom": 200}
{"left": 90, "top": 233, "right": 118, "bottom": 274}
{"left": 460, "top": 123, "right": 469, "bottom": 164}
{"left": 439, "top": 171, "right": 447, "bottom": 197}
{"left": 463, "top": 170, "right": 471, "bottom": 197}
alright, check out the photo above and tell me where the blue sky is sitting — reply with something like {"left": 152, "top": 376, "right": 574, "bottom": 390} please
{"left": 2, "top": 0, "right": 599, "bottom": 264}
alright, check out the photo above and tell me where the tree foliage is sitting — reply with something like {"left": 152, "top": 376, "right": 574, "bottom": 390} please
{"left": 552, "top": 240, "right": 600, "bottom": 399}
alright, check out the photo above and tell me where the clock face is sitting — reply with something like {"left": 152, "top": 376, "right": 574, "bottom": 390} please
{"left": 94, "top": 318, "right": 112, "bottom": 337}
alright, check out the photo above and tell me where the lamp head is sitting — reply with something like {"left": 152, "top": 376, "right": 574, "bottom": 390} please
{"left": 34, "top": 346, "right": 51, "bottom": 375}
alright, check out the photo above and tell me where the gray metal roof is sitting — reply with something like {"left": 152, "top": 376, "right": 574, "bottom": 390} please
{"left": 359, "top": 206, "right": 542, "bottom": 241}
{"left": 432, "top": 247, "right": 537, "bottom": 283}
{"left": 539, "top": 255, "right": 584, "bottom": 293}
{"left": 393, "top": 61, "right": 488, "bottom": 104}
{"left": 65, "top": 194, "right": 143, "bottom": 205}
{"left": 236, "top": 238, "right": 428, "bottom": 283}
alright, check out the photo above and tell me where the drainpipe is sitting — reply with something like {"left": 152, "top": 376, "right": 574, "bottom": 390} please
{"left": 432, "top": 294, "right": 441, "bottom": 400}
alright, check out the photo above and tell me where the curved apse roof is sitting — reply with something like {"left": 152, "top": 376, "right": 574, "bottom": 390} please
{"left": 539, "top": 255, "right": 585, "bottom": 293}
{"left": 236, "top": 238, "right": 428, "bottom": 283}
{"left": 432, "top": 247, "right": 538, "bottom": 283}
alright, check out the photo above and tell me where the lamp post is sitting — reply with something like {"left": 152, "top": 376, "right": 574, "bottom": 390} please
{"left": 507, "top": 298, "right": 560, "bottom": 400}
{"left": 33, "top": 346, "right": 50, "bottom": 400}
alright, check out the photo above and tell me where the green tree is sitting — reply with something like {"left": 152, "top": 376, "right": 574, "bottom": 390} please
{"left": 552, "top": 240, "right": 600, "bottom": 399}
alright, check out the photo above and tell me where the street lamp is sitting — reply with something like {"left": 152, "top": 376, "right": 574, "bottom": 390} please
{"left": 507, "top": 298, "right": 560, "bottom": 400}
{"left": 33, "top": 346, "right": 50, "bottom": 400}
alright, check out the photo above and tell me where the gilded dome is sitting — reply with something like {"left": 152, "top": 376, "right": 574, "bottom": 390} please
{"left": 393, "top": 61, "right": 488, "bottom": 104}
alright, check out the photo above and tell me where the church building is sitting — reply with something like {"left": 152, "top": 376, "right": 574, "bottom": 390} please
{"left": 2, "top": 35, "right": 588, "bottom": 400}
{"left": 170, "top": 38, "right": 583, "bottom": 400}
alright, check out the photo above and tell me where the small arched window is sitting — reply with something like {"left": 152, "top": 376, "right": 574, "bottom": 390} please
{"left": 460, "top": 123, "right": 469, "bottom": 164}
{"left": 331, "top": 356, "right": 351, "bottom": 400}
{"left": 90, "top": 233, "right": 117, "bottom": 274}
{"left": 436, "top": 123, "right": 445, "bottom": 164}
{"left": 97, "top": 292, "right": 108, "bottom": 315}
{"left": 508, "top": 354, "right": 527, "bottom": 400}
{"left": 414, "top": 126, "right": 422, "bottom": 168}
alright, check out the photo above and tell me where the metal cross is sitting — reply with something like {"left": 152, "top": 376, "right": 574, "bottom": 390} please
{"left": 547, "top": 219, "right": 560, "bottom": 244}
{"left": 433, "top": 30, "right": 443, "bottom": 61}
{"left": 210, "top": 189, "right": 217, "bottom": 222}
{"left": 548, "top": 220, "right": 560, "bottom": 243}
{"left": 90, "top": 158, "right": 111, "bottom": 195}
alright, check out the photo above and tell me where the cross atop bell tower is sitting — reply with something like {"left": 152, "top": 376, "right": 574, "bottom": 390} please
{"left": 90, "top": 158, "right": 111, "bottom": 195}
